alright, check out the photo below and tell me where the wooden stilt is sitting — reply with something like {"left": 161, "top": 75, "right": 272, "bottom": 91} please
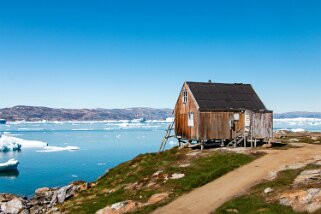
{"left": 254, "top": 139, "right": 257, "bottom": 147}
{"left": 201, "top": 140, "right": 204, "bottom": 150}
{"left": 244, "top": 136, "right": 246, "bottom": 148}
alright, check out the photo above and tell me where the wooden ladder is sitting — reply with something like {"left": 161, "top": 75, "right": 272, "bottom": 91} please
{"left": 159, "top": 122, "right": 174, "bottom": 152}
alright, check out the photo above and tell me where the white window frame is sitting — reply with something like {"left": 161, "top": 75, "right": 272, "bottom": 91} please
{"left": 188, "top": 112, "right": 194, "bottom": 127}
{"left": 182, "top": 90, "right": 188, "bottom": 104}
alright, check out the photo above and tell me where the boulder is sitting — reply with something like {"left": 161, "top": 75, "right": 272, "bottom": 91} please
{"left": 279, "top": 188, "right": 321, "bottom": 213}
{"left": 95, "top": 200, "right": 142, "bottom": 214}
{"left": 56, "top": 184, "right": 76, "bottom": 204}
{"left": 147, "top": 193, "right": 169, "bottom": 204}
{"left": 311, "top": 137, "right": 320, "bottom": 141}
{"left": 152, "top": 171, "right": 163, "bottom": 177}
{"left": 294, "top": 169, "right": 321, "bottom": 186}
{"left": 0, "top": 194, "right": 16, "bottom": 203}
{"left": 0, "top": 197, "right": 27, "bottom": 214}
{"left": 35, "top": 187, "right": 50, "bottom": 195}
{"left": 170, "top": 173, "right": 185, "bottom": 179}
{"left": 283, "top": 162, "right": 310, "bottom": 170}
{"left": 264, "top": 187, "right": 274, "bottom": 194}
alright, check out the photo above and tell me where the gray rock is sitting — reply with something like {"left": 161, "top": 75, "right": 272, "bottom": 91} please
{"left": 0, "top": 194, "right": 16, "bottom": 203}
{"left": 35, "top": 187, "right": 50, "bottom": 196}
{"left": 294, "top": 169, "right": 321, "bottom": 186}
{"left": 19, "top": 209, "right": 30, "bottom": 214}
{"left": 311, "top": 137, "right": 319, "bottom": 141}
{"left": 264, "top": 187, "right": 274, "bottom": 194}
{"left": 279, "top": 197, "right": 291, "bottom": 206}
{"left": 48, "top": 191, "right": 58, "bottom": 208}
{"left": 307, "top": 202, "right": 321, "bottom": 213}
{"left": 56, "top": 185, "right": 74, "bottom": 204}
{"left": 301, "top": 188, "right": 320, "bottom": 204}
{"left": 170, "top": 173, "right": 185, "bottom": 179}
{"left": 1, "top": 198, "right": 27, "bottom": 214}
{"left": 29, "top": 205, "right": 42, "bottom": 214}
{"left": 56, "top": 188, "right": 67, "bottom": 204}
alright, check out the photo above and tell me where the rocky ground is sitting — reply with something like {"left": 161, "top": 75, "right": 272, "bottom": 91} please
{"left": 0, "top": 181, "right": 91, "bottom": 214}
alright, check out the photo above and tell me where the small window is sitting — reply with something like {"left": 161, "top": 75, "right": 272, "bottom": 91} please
{"left": 188, "top": 112, "right": 194, "bottom": 127}
{"left": 182, "top": 90, "right": 188, "bottom": 103}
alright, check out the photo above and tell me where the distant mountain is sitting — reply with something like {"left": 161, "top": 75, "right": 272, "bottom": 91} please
{"left": 274, "top": 111, "right": 321, "bottom": 119}
{"left": 1, "top": 106, "right": 319, "bottom": 121}
{"left": 0, "top": 106, "right": 173, "bottom": 121}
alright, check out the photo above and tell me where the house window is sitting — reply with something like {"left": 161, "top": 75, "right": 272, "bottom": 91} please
{"left": 188, "top": 112, "right": 194, "bottom": 127}
{"left": 182, "top": 90, "right": 188, "bottom": 103}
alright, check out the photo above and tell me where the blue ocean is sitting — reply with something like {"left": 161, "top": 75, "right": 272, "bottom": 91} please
{"left": 0, "top": 117, "right": 320, "bottom": 197}
{"left": 0, "top": 121, "right": 174, "bottom": 197}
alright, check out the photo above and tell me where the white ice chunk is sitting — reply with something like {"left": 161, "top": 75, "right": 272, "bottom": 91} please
{"left": 0, "top": 134, "right": 47, "bottom": 149}
{"left": 166, "top": 117, "right": 174, "bottom": 122}
{"left": 291, "top": 128, "right": 306, "bottom": 132}
{"left": 0, "top": 159, "right": 19, "bottom": 171}
{"left": 36, "top": 146, "right": 80, "bottom": 153}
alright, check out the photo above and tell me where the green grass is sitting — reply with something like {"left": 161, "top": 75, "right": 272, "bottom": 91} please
{"left": 214, "top": 165, "right": 321, "bottom": 214}
{"left": 214, "top": 195, "right": 298, "bottom": 214}
{"left": 61, "top": 148, "right": 257, "bottom": 214}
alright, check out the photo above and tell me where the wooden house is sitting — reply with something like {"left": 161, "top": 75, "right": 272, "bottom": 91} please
{"left": 173, "top": 81, "right": 273, "bottom": 148}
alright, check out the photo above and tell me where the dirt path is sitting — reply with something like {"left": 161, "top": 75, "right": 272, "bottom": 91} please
{"left": 153, "top": 144, "right": 321, "bottom": 214}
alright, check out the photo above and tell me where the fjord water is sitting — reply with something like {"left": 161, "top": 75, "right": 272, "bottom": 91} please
{"left": 0, "top": 121, "right": 173, "bottom": 196}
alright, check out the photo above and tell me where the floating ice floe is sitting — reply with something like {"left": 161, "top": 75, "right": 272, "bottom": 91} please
{"left": 0, "top": 134, "right": 47, "bottom": 151}
{"left": 291, "top": 128, "right": 306, "bottom": 133}
{"left": 36, "top": 146, "right": 80, "bottom": 153}
{"left": 0, "top": 159, "right": 19, "bottom": 172}
{"left": 274, "top": 118, "right": 321, "bottom": 126}
{"left": 166, "top": 117, "right": 174, "bottom": 122}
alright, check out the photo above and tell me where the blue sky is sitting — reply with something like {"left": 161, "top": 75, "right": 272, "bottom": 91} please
{"left": 0, "top": 0, "right": 320, "bottom": 113}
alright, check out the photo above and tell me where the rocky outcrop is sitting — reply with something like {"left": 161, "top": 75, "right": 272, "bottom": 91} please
{"left": 294, "top": 169, "right": 321, "bottom": 186}
{"left": 95, "top": 192, "right": 170, "bottom": 214}
{"left": 0, "top": 181, "right": 91, "bottom": 214}
{"left": 279, "top": 189, "right": 321, "bottom": 213}
{"left": 0, "top": 197, "right": 28, "bottom": 214}
{"left": 278, "top": 166, "right": 321, "bottom": 213}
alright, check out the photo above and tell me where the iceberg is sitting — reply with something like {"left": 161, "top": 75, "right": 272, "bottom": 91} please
{"left": 36, "top": 146, "right": 80, "bottom": 153}
{"left": 0, "top": 140, "right": 21, "bottom": 152}
{"left": 291, "top": 128, "right": 306, "bottom": 133}
{"left": 166, "top": 117, "right": 174, "bottom": 123}
{"left": 0, "top": 134, "right": 47, "bottom": 151}
{"left": 0, "top": 159, "right": 19, "bottom": 172}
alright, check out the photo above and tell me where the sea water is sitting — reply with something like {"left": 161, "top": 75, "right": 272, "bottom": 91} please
{"left": 0, "top": 118, "right": 320, "bottom": 196}
{"left": 0, "top": 121, "right": 174, "bottom": 196}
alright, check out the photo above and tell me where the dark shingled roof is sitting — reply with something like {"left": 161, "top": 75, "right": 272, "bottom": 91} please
{"left": 186, "top": 82, "right": 269, "bottom": 112}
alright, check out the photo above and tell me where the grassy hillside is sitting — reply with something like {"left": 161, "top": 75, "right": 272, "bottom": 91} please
{"left": 60, "top": 147, "right": 259, "bottom": 214}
